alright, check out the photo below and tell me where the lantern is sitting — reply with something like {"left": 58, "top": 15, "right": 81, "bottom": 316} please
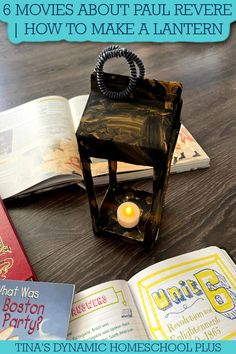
{"left": 77, "top": 46, "right": 183, "bottom": 249}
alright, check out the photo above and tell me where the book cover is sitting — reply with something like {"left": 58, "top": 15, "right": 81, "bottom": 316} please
{"left": 0, "top": 199, "right": 36, "bottom": 281}
{"left": 0, "top": 279, "right": 74, "bottom": 340}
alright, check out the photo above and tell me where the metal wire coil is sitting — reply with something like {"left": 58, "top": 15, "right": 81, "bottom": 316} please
{"left": 95, "top": 45, "right": 145, "bottom": 100}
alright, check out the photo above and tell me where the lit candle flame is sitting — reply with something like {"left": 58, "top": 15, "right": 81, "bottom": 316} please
{"left": 124, "top": 205, "right": 133, "bottom": 216}
{"left": 117, "top": 202, "right": 140, "bottom": 229}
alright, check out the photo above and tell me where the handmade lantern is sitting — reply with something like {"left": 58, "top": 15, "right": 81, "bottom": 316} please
{"left": 77, "top": 46, "right": 183, "bottom": 249}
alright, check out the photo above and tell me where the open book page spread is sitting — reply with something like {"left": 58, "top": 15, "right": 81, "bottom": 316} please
{"left": 69, "top": 95, "right": 210, "bottom": 179}
{"left": 0, "top": 279, "right": 74, "bottom": 340}
{"left": 128, "top": 247, "right": 236, "bottom": 340}
{"left": 67, "top": 280, "right": 148, "bottom": 340}
{"left": 0, "top": 96, "right": 81, "bottom": 199}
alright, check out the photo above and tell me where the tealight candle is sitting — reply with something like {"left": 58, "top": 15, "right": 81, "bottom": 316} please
{"left": 117, "top": 202, "right": 140, "bottom": 228}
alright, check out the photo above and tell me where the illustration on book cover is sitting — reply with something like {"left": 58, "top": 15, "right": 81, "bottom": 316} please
{"left": 0, "top": 280, "right": 74, "bottom": 340}
{"left": 0, "top": 237, "right": 14, "bottom": 280}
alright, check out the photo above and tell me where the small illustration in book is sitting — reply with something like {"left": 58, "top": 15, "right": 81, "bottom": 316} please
{"left": 36, "top": 138, "right": 81, "bottom": 176}
{"left": 136, "top": 255, "right": 236, "bottom": 340}
{"left": 173, "top": 125, "right": 203, "bottom": 165}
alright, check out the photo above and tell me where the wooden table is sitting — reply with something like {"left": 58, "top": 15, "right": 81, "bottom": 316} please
{"left": 0, "top": 23, "right": 235, "bottom": 292}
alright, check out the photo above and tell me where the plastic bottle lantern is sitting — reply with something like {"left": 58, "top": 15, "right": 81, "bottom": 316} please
{"left": 77, "top": 46, "right": 183, "bottom": 249}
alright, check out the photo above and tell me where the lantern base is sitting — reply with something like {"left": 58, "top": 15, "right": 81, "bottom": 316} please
{"left": 96, "top": 185, "right": 158, "bottom": 246}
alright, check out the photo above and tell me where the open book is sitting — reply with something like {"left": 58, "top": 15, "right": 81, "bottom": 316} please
{"left": 0, "top": 95, "right": 210, "bottom": 199}
{"left": 68, "top": 247, "right": 236, "bottom": 340}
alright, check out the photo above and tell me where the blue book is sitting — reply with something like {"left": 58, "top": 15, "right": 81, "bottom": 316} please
{"left": 0, "top": 279, "right": 74, "bottom": 340}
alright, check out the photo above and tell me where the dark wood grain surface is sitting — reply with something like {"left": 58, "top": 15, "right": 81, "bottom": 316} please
{"left": 0, "top": 23, "right": 235, "bottom": 293}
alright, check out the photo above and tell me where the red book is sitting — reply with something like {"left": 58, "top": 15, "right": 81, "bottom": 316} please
{"left": 0, "top": 198, "right": 36, "bottom": 281}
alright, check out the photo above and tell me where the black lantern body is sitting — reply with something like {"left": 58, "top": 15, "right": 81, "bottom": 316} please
{"left": 77, "top": 72, "right": 182, "bottom": 249}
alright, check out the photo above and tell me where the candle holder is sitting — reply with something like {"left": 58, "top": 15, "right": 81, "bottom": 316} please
{"left": 77, "top": 46, "right": 183, "bottom": 249}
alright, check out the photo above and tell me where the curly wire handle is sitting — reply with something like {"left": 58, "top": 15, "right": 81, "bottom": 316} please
{"left": 95, "top": 45, "right": 145, "bottom": 100}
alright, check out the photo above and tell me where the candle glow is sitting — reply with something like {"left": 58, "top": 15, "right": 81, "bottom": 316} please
{"left": 124, "top": 206, "right": 133, "bottom": 216}
{"left": 117, "top": 202, "right": 140, "bottom": 229}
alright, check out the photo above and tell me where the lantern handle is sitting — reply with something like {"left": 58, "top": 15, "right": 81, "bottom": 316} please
{"left": 95, "top": 45, "right": 145, "bottom": 100}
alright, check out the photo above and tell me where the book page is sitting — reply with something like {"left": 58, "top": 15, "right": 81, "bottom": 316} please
{"left": 171, "top": 125, "right": 210, "bottom": 173}
{"left": 69, "top": 95, "right": 89, "bottom": 132}
{"left": 128, "top": 247, "right": 236, "bottom": 340}
{"left": 67, "top": 280, "right": 148, "bottom": 340}
{"left": 0, "top": 96, "right": 81, "bottom": 199}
